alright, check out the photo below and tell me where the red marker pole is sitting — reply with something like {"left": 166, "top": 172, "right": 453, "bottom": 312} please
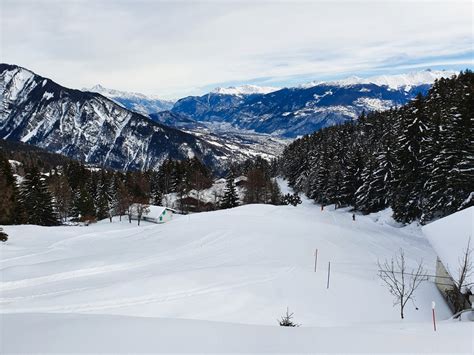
{"left": 432, "top": 301, "right": 437, "bottom": 331}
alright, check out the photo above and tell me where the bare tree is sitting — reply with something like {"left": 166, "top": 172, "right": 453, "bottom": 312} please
{"left": 378, "top": 249, "right": 427, "bottom": 319}
{"left": 117, "top": 181, "right": 132, "bottom": 222}
{"left": 131, "top": 202, "right": 150, "bottom": 226}
{"left": 449, "top": 237, "right": 473, "bottom": 313}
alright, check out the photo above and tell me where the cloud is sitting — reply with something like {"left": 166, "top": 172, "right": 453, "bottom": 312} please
{"left": 2, "top": 0, "right": 472, "bottom": 99}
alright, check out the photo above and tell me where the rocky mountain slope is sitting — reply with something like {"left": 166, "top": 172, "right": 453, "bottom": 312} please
{"left": 0, "top": 64, "right": 268, "bottom": 172}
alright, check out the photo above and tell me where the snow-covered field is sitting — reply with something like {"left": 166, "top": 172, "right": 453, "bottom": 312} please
{"left": 1, "top": 190, "right": 472, "bottom": 353}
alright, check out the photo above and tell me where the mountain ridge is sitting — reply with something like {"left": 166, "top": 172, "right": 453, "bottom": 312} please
{"left": 0, "top": 63, "right": 232, "bottom": 171}
{"left": 84, "top": 84, "right": 174, "bottom": 116}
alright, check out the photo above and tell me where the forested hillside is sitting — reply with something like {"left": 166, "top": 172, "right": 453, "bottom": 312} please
{"left": 0, "top": 142, "right": 283, "bottom": 226}
{"left": 281, "top": 71, "right": 473, "bottom": 223}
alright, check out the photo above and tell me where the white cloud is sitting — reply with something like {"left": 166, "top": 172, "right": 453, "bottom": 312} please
{"left": 1, "top": 0, "right": 472, "bottom": 99}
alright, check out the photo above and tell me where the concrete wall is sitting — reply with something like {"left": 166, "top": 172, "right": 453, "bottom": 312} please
{"left": 435, "top": 257, "right": 456, "bottom": 294}
{"left": 435, "top": 257, "right": 472, "bottom": 313}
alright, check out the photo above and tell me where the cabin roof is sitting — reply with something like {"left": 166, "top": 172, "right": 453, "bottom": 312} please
{"left": 131, "top": 204, "right": 176, "bottom": 218}
{"left": 422, "top": 207, "right": 474, "bottom": 286}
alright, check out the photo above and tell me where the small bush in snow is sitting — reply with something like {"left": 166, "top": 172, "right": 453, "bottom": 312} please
{"left": 0, "top": 228, "right": 8, "bottom": 243}
{"left": 278, "top": 307, "right": 300, "bottom": 327}
{"left": 282, "top": 193, "right": 302, "bottom": 206}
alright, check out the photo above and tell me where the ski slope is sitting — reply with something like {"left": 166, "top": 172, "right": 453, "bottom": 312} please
{"left": 1, "top": 190, "right": 472, "bottom": 353}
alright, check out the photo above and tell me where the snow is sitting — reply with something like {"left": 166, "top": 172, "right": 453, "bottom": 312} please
{"left": 0, "top": 185, "right": 471, "bottom": 352}
{"left": 42, "top": 91, "right": 54, "bottom": 100}
{"left": 212, "top": 84, "right": 280, "bottom": 96}
{"left": 130, "top": 204, "right": 174, "bottom": 220}
{"left": 353, "top": 97, "right": 395, "bottom": 111}
{"left": 1, "top": 313, "right": 471, "bottom": 353}
{"left": 422, "top": 206, "right": 474, "bottom": 287}
{"left": 85, "top": 84, "right": 174, "bottom": 115}
{"left": 2, "top": 68, "right": 36, "bottom": 101}
{"left": 86, "top": 84, "right": 170, "bottom": 102}
{"left": 302, "top": 70, "right": 458, "bottom": 90}
{"left": 162, "top": 176, "right": 246, "bottom": 208}
{"left": 7, "top": 159, "right": 22, "bottom": 167}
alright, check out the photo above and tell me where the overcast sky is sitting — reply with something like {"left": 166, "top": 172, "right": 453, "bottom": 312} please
{"left": 1, "top": 0, "right": 472, "bottom": 99}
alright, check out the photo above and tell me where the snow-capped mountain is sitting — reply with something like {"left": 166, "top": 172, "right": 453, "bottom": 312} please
{"left": 301, "top": 69, "right": 457, "bottom": 90}
{"left": 0, "top": 64, "right": 282, "bottom": 172}
{"left": 85, "top": 84, "right": 174, "bottom": 116}
{"left": 212, "top": 84, "right": 280, "bottom": 96}
{"left": 172, "top": 70, "right": 455, "bottom": 137}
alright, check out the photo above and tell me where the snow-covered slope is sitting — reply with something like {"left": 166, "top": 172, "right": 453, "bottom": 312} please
{"left": 1, "top": 187, "right": 467, "bottom": 352}
{"left": 2, "top": 313, "right": 471, "bottom": 353}
{"left": 85, "top": 84, "right": 174, "bottom": 116}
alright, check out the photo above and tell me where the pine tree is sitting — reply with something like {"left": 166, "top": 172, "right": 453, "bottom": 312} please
{"left": 95, "top": 174, "right": 110, "bottom": 221}
{"left": 0, "top": 154, "right": 21, "bottom": 224}
{"left": 356, "top": 146, "right": 394, "bottom": 214}
{"left": 391, "top": 95, "right": 428, "bottom": 223}
{"left": 107, "top": 174, "right": 119, "bottom": 222}
{"left": 221, "top": 172, "right": 239, "bottom": 208}
{"left": 19, "top": 167, "right": 58, "bottom": 226}
{"left": 150, "top": 171, "right": 163, "bottom": 205}
{"left": 72, "top": 186, "right": 95, "bottom": 221}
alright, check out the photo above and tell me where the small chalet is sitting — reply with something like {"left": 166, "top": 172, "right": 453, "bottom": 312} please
{"left": 130, "top": 205, "right": 176, "bottom": 224}
{"left": 422, "top": 206, "right": 474, "bottom": 313}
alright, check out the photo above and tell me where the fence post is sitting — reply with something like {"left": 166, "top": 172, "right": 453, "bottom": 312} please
{"left": 432, "top": 301, "right": 437, "bottom": 331}
{"left": 314, "top": 249, "right": 318, "bottom": 272}
{"left": 327, "top": 261, "right": 331, "bottom": 289}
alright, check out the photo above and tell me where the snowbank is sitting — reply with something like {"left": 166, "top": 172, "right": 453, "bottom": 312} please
{"left": 1, "top": 313, "right": 472, "bottom": 353}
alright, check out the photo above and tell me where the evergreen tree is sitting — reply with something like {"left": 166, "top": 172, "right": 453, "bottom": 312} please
{"left": 19, "top": 167, "right": 58, "bottom": 226}
{"left": 281, "top": 71, "right": 473, "bottom": 224}
{"left": 0, "top": 153, "right": 21, "bottom": 224}
{"left": 150, "top": 171, "right": 163, "bottom": 205}
{"left": 221, "top": 172, "right": 239, "bottom": 208}
{"left": 389, "top": 95, "right": 428, "bottom": 223}
{"left": 95, "top": 173, "right": 110, "bottom": 220}
{"left": 107, "top": 174, "right": 119, "bottom": 221}
{"left": 49, "top": 172, "right": 72, "bottom": 223}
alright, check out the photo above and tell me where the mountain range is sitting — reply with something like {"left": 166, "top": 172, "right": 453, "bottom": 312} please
{"left": 0, "top": 63, "right": 457, "bottom": 172}
{"left": 84, "top": 84, "right": 174, "bottom": 116}
{"left": 0, "top": 64, "right": 283, "bottom": 172}
{"left": 169, "top": 70, "right": 456, "bottom": 137}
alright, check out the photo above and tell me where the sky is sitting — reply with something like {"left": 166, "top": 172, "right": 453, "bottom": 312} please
{"left": 1, "top": 0, "right": 473, "bottom": 99}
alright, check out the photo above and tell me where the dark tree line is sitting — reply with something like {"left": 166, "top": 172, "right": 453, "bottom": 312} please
{"left": 0, "top": 146, "right": 289, "bottom": 226}
{"left": 0, "top": 154, "right": 215, "bottom": 226}
{"left": 281, "top": 71, "right": 474, "bottom": 223}
{"left": 231, "top": 157, "right": 282, "bottom": 205}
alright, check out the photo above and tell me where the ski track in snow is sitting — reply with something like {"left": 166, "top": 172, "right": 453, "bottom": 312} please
{"left": 0, "top": 191, "right": 454, "bottom": 329}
